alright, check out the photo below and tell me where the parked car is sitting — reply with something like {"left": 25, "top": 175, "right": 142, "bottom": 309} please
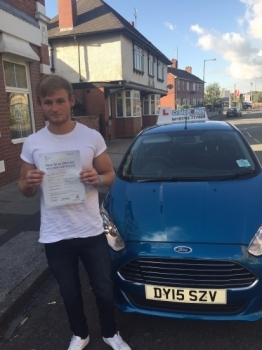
{"left": 102, "top": 116, "right": 262, "bottom": 321}
{"left": 242, "top": 102, "right": 252, "bottom": 110}
{"left": 226, "top": 107, "right": 242, "bottom": 117}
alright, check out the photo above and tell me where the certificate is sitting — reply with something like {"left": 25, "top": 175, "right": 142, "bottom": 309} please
{"left": 39, "top": 150, "right": 86, "bottom": 208}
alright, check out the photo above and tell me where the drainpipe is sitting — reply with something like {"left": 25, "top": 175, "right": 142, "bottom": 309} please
{"left": 74, "top": 36, "right": 81, "bottom": 83}
{"left": 74, "top": 36, "right": 86, "bottom": 113}
{"left": 49, "top": 41, "right": 55, "bottom": 73}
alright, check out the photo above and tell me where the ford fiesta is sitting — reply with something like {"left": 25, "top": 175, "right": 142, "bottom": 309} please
{"left": 101, "top": 111, "right": 262, "bottom": 321}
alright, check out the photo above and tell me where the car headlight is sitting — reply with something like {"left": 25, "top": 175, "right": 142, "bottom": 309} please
{"left": 248, "top": 226, "right": 262, "bottom": 257}
{"left": 100, "top": 204, "right": 125, "bottom": 251}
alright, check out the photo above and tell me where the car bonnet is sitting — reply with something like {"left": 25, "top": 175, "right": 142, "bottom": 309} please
{"left": 107, "top": 175, "right": 262, "bottom": 245}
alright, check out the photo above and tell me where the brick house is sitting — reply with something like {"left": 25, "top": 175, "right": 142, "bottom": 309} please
{"left": 161, "top": 59, "right": 204, "bottom": 109}
{"left": 0, "top": 0, "right": 50, "bottom": 187}
{"left": 48, "top": 0, "right": 171, "bottom": 140}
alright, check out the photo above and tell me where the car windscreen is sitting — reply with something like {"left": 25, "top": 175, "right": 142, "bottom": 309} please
{"left": 118, "top": 129, "right": 259, "bottom": 181}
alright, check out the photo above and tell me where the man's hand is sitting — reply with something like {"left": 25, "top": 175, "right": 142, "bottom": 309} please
{"left": 80, "top": 150, "right": 115, "bottom": 188}
{"left": 18, "top": 161, "right": 45, "bottom": 197}
{"left": 25, "top": 169, "right": 45, "bottom": 188}
{"left": 80, "top": 168, "right": 101, "bottom": 187}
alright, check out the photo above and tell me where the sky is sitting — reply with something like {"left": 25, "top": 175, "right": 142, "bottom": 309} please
{"left": 44, "top": 0, "right": 262, "bottom": 95}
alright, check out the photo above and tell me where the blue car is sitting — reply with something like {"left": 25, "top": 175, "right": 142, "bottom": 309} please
{"left": 101, "top": 118, "right": 262, "bottom": 321}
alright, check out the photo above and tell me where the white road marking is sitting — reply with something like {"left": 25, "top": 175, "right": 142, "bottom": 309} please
{"left": 251, "top": 144, "right": 262, "bottom": 151}
{"left": 247, "top": 132, "right": 252, "bottom": 137}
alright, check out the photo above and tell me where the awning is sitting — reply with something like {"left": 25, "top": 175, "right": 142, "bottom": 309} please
{"left": 0, "top": 33, "right": 39, "bottom": 62}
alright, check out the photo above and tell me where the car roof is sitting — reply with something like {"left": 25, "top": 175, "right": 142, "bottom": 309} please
{"left": 140, "top": 120, "right": 235, "bottom": 136}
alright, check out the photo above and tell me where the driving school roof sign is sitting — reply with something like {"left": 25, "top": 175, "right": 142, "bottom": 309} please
{"left": 157, "top": 107, "right": 208, "bottom": 125}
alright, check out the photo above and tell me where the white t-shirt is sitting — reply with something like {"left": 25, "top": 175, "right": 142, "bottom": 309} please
{"left": 21, "top": 122, "right": 106, "bottom": 243}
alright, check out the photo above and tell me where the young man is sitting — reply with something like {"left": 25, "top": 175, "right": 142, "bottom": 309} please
{"left": 18, "top": 75, "right": 131, "bottom": 350}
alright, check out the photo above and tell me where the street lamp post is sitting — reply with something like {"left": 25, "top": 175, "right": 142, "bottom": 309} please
{"left": 203, "top": 58, "right": 216, "bottom": 106}
{"left": 203, "top": 58, "right": 216, "bottom": 84}
{"left": 250, "top": 82, "right": 253, "bottom": 103}
{"left": 255, "top": 77, "right": 262, "bottom": 93}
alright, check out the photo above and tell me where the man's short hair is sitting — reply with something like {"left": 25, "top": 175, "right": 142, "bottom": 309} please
{"left": 36, "top": 75, "right": 73, "bottom": 101}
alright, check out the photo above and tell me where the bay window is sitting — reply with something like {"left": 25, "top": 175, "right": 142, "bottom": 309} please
{"left": 116, "top": 90, "right": 141, "bottom": 117}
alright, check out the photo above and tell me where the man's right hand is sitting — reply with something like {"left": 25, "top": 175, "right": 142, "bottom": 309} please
{"left": 25, "top": 169, "right": 45, "bottom": 188}
{"left": 18, "top": 161, "right": 45, "bottom": 197}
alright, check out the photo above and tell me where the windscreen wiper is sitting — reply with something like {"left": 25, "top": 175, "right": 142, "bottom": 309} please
{"left": 136, "top": 177, "right": 202, "bottom": 182}
{"left": 218, "top": 170, "right": 256, "bottom": 180}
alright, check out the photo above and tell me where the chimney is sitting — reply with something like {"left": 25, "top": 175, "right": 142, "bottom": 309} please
{"left": 130, "top": 21, "right": 135, "bottom": 27}
{"left": 171, "top": 58, "right": 178, "bottom": 68}
{"left": 185, "top": 66, "right": 192, "bottom": 74}
{"left": 58, "top": 0, "right": 77, "bottom": 31}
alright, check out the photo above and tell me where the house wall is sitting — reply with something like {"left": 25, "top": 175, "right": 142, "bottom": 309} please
{"left": 51, "top": 33, "right": 123, "bottom": 83}
{"left": 121, "top": 36, "right": 167, "bottom": 90}
{"left": 51, "top": 33, "right": 168, "bottom": 91}
{"left": 115, "top": 117, "right": 141, "bottom": 138}
{"left": 161, "top": 73, "right": 175, "bottom": 109}
{"left": 0, "top": 0, "right": 49, "bottom": 187}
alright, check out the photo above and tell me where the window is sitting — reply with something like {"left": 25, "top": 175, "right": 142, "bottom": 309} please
{"left": 148, "top": 54, "right": 154, "bottom": 76}
{"left": 134, "top": 45, "right": 144, "bottom": 72}
{"left": 143, "top": 94, "right": 160, "bottom": 115}
{"left": 3, "top": 60, "right": 33, "bottom": 141}
{"left": 116, "top": 90, "right": 141, "bottom": 117}
{"left": 193, "top": 83, "right": 196, "bottom": 91}
{"left": 177, "top": 80, "right": 180, "bottom": 90}
{"left": 157, "top": 60, "right": 164, "bottom": 81}
{"left": 187, "top": 82, "right": 189, "bottom": 91}
{"left": 199, "top": 84, "right": 203, "bottom": 91}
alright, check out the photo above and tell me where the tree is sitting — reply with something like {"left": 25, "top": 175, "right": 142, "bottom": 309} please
{"left": 204, "top": 83, "right": 221, "bottom": 105}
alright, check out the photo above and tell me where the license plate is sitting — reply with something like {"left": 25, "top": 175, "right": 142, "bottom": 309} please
{"left": 145, "top": 285, "right": 227, "bottom": 304}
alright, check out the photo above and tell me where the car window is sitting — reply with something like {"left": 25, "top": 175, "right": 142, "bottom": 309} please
{"left": 119, "top": 129, "right": 258, "bottom": 181}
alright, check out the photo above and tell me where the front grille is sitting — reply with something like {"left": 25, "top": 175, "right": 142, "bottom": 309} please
{"left": 118, "top": 258, "right": 257, "bottom": 289}
{"left": 128, "top": 294, "right": 247, "bottom": 315}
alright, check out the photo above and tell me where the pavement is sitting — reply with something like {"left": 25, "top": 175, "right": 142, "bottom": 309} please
{"left": 0, "top": 138, "right": 134, "bottom": 330}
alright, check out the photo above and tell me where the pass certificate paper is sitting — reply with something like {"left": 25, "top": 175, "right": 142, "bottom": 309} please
{"left": 39, "top": 151, "right": 86, "bottom": 208}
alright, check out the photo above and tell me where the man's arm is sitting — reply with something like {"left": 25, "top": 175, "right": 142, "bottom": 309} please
{"left": 80, "top": 151, "right": 115, "bottom": 187}
{"left": 18, "top": 161, "right": 45, "bottom": 197}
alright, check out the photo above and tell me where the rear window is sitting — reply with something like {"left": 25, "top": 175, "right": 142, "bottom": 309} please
{"left": 119, "top": 129, "right": 258, "bottom": 181}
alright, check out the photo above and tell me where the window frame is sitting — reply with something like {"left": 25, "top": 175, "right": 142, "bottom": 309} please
{"left": 116, "top": 90, "right": 141, "bottom": 118}
{"left": 148, "top": 53, "right": 154, "bottom": 77}
{"left": 3, "top": 58, "right": 35, "bottom": 143}
{"left": 143, "top": 94, "right": 160, "bottom": 115}
{"left": 157, "top": 60, "right": 164, "bottom": 81}
{"left": 133, "top": 44, "right": 144, "bottom": 74}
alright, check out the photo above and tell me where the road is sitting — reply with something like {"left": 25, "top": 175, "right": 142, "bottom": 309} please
{"left": 219, "top": 108, "right": 262, "bottom": 163}
{"left": 1, "top": 109, "right": 262, "bottom": 350}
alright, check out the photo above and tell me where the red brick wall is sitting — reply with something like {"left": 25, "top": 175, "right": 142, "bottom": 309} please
{"left": 161, "top": 73, "right": 175, "bottom": 109}
{"left": 5, "top": 0, "right": 40, "bottom": 17}
{"left": 72, "top": 116, "right": 100, "bottom": 131}
{"left": 85, "top": 88, "right": 105, "bottom": 116}
{"left": 115, "top": 117, "right": 141, "bottom": 138}
{"left": 40, "top": 44, "right": 50, "bottom": 66}
{"left": 0, "top": 47, "right": 46, "bottom": 187}
{"left": 142, "top": 115, "right": 158, "bottom": 129}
